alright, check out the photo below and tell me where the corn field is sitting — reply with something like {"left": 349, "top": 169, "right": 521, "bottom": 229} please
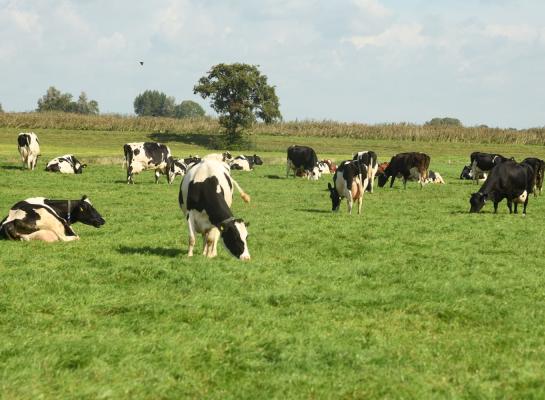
{"left": 1, "top": 112, "right": 545, "bottom": 145}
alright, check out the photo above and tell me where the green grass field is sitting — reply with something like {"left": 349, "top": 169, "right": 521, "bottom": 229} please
{"left": 1, "top": 128, "right": 545, "bottom": 399}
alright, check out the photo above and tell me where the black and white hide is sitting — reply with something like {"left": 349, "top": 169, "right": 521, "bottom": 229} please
{"left": 0, "top": 196, "right": 105, "bottom": 242}
{"left": 353, "top": 150, "right": 379, "bottom": 192}
{"left": 123, "top": 142, "right": 172, "bottom": 184}
{"left": 166, "top": 157, "right": 187, "bottom": 184}
{"left": 230, "top": 154, "right": 264, "bottom": 171}
{"left": 17, "top": 132, "right": 41, "bottom": 170}
{"left": 45, "top": 154, "right": 86, "bottom": 174}
{"left": 327, "top": 160, "right": 368, "bottom": 214}
{"left": 286, "top": 145, "right": 321, "bottom": 180}
{"left": 179, "top": 159, "right": 251, "bottom": 260}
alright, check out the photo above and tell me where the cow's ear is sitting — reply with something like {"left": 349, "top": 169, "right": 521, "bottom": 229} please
{"left": 245, "top": 221, "right": 250, "bottom": 227}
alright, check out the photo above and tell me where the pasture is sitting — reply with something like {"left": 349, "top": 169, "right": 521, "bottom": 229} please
{"left": 1, "top": 128, "right": 545, "bottom": 398}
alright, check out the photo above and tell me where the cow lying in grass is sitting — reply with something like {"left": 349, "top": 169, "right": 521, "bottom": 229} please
{"left": 0, "top": 196, "right": 105, "bottom": 242}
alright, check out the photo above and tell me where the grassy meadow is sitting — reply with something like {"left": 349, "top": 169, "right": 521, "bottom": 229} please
{"left": 1, "top": 127, "right": 545, "bottom": 398}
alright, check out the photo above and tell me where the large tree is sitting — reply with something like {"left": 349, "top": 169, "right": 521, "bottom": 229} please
{"left": 0, "top": 103, "right": 3, "bottom": 113}
{"left": 133, "top": 90, "right": 176, "bottom": 117}
{"left": 37, "top": 86, "right": 99, "bottom": 114}
{"left": 194, "top": 63, "right": 281, "bottom": 144}
{"left": 175, "top": 100, "right": 205, "bottom": 118}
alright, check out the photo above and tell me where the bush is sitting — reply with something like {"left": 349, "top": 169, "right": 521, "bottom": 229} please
{"left": 133, "top": 90, "right": 176, "bottom": 117}
{"left": 425, "top": 117, "right": 462, "bottom": 127}
{"left": 174, "top": 100, "right": 205, "bottom": 118}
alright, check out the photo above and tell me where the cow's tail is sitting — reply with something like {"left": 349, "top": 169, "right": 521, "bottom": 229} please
{"left": 231, "top": 177, "right": 251, "bottom": 203}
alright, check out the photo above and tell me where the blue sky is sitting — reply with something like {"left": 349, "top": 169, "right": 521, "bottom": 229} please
{"left": 1, "top": 0, "right": 544, "bottom": 128}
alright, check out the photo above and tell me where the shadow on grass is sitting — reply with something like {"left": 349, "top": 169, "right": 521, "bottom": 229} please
{"left": 265, "top": 174, "right": 283, "bottom": 179}
{"left": 295, "top": 208, "right": 332, "bottom": 214}
{"left": 117, "top": 245, "right": 182, "bottom": 257}
{"left": 1, "top": 165, "right": 24, "bottom": 170}
{"left": 148, "top": 132, "right": 215, "bottom": 148}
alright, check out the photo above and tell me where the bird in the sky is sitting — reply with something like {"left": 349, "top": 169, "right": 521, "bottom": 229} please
{"left": 139, "top": 61, "right": 144, "bottom": 66}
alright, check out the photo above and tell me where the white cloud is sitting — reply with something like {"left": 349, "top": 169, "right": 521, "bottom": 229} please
{"left": 483, "top": 23, "right": 544, "bottom": 43}
{"left": 97, "top": 32, "right": 127, "bottom": 53}
{"left": 352, "top": 0, "right": 391, "bottom": 18}
{"left": 344, "top": 23, "right": 428, "bottom": 48}
{"left": 5, "top": 5, "right": 40, "bottom": 35}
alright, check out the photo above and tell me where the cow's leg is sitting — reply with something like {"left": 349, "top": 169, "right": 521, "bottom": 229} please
{"left": 390, "top": 175, "right": 396, "bottom": 188}
{"left": 493, "top": 202, "right": 499, "bottom": 214}
{"left": 207, "top": 228, "right": 220, "bottom": 258}
{"left": 523, "top": 196, "right": 529, "bottom": 215}
{"left": 286, "top": 161, "right": 292, "bottom": 178}
{"left": 514, "top": 202, "right": 519, "bottom": 214}
{"left": 126, "top": 167, "right": 133, "bottom": 184}
{"left": 154, "top": 170, "right": 160, "bottom": 184}
{"left": 403, "top": 176, "right": 408, "bottom": 189}
{"left": 507, "top": 200, "right": 513, "bottom": 214}
{"left": 186, "top": 216, "right": 196, "bottom": 257}
{"left": 202, "top": 232, "right": 209, "bottom": 256}
{"left": 21, "top": 230, "right": 59, "bottom": 242}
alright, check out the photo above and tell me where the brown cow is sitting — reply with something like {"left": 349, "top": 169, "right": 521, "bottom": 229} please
{"left": 377, "top": 152, "right": 431, "bottom": 189}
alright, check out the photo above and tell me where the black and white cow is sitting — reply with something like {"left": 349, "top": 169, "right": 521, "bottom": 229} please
{"left": 521, "top": 157, "right": 545, "bottom": 196}
{"left": 327, "top": 160, "right": 368, "bottom": 214}
{"left": 0, "top": 196, "right": 105, "bottom": 242}
{"left": 230, "top": 154, "right": 263, "bottom": 171}
{"left": 353, "top": 151, "right": 379, "bottom": 193}
{"left": 166, "top": 157, "right": 188, "bottom": 184}
{"left": 45, "top": 154, "right": 86, "bottom": 174}
{"left": 123, "top": 142, "right": 172, "bottom": 184}
{"left": 377, "top": 152, "right": 430, "bottom": 189}
{"left": 469, "top": 160, "right": 535, "bottom": 215}
{"left": 287, "top": 145, "right": 320, "bottom": 180}
{"left": 470, "top": 152, "right": 510, "bottom": 184}
{"left": 17, "top": 132, "right": 40, "bottom": 170}
{"left": 179, "top": 158, "right": 251, "bottom": 260}
{"left": 460, "top": 165, "right": 473, "bottom": 180}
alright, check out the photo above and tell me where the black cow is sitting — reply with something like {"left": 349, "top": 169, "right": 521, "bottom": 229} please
{"left": 353, "top": 150, "right": 379, "bottom": 192}
{"left": 230, "top": 154, "right": 264, "bottom": 171}
{"left": 179, "top": 158, "right": 251, "bottom": 260}
{"left": 287, "top": 145, "right": 320, "bottom": 180}
{"left": 327, "top": 160, "right": 368, "bottom": 214}
{"left": 123, "top": 142, "right": 171, "bottom": 184}
{"left": 0, "top": 196, "right": 105, "bottom": 242}
{"left": 470, "top": 152, "right": 510, "bottom": 183}
{"left": 45, "top": 154, "right": 86, "bottom": 174}
{"left": 377, "top": 152, "right": 430, "bottom": 189}
{"left": 521, "top": 157, "right": 545, "bottom": 196}
{"left": 469, "top": 160, "right": 535, "bottom": 215}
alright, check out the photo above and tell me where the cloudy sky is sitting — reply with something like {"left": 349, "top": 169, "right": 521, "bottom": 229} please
{"left": 1, "top": 0, "right": 544, "bottom": 128}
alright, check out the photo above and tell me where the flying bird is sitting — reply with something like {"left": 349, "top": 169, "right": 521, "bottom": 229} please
{"left": 139, "top": 61, "right": 144, "bottom": 66}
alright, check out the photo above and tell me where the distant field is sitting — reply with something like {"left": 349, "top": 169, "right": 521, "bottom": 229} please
{"left": 1, "top": 128, "right": 545, "bottom": 398}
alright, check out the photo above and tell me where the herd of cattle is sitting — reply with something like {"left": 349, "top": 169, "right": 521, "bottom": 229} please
{"left": 1, "top": 132, "right": 544, "bottom": 260}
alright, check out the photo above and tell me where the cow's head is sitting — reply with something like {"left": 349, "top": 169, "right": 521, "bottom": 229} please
{"left": 167, "top": 157, "right": 187, "bottom": 184}
{"left": 222, "top": 151, "right": 233, "bottom": 162}
{"left": 74, "top": 162, "right": 87, "bottom": 174}
{"left": 377, "top": 173, "right": 389, "bottom": 187}
{"left": 220, "top": 218, "right": 250, "bottom": 260}
{"left": 328, "top": 182, "right": 341, "bottom": 211}
{"left": 469, "top": 192, "right": 487, "bottom": 213}
{"left": 73, "top": 196, "right": 106, "bottom": 227}
{"left": 252, "top": 154, "right": 263, "bottom": 165}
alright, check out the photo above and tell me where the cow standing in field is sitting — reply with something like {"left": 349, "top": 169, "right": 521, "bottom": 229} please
{"left": 353, "top": 151, "right": 379, "bottom": 192}
{"left": 0, "top": 196, "right": 105, "bottom": 242}
{"left": 45, "top": 155, "right": 86, "bottom": 174}
{"left": 377, "top": 152, "right": 430, "bottom": 189}
{"left": 470, "top": 152, "right": 510, "bottom": 184}
{"left": 123, "top": 142, "right": 172, "bottom": 184}
{"left": 287, "top": 145, "right": 321, "bottom": 180}
{"left": 166, "top": 157, "right": 188, "bottom": 184}
{"left": 230, "top": 154, "right": 263, "bottom": 171}
{"left": 179, "top": 158, "right": 251, "bottom": 260}
{"left": 521, "top": 157, "right": 545, "bottom": 196}
{"left": 327, "top": 160, "right": 368, "bottom": 214}
{"left": 469, "top": 160, "right": 535, "bottom": 215}
{"left": 17, "top": 132, "right": 40, "bottom": 170}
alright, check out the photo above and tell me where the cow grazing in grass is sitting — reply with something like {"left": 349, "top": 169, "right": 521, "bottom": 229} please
{"left": 17, "top": 132, "right": 40, "bottom": 170}
{"left": 353, "top": 151, "right": 379, "bottom": 193}
{"left": 166, "top": 157, "right": 187, "bottom": 184}
{"left": 470, "top": 152, "right": 510, "bottom": 184}
{"left": 521, "top": 157, "right": 545, "bottom": 196}
{"left": 123, "top": 142, "right": 171, "bottom": 184}
{"left": 317, "top": 159, "right": 337, "bottom": 175}
{"left": 230, "top": 154, "right": 263, "bottom": 171}
{"left": 377, "top": 152, "right": 430, "bottom": 189}
{"left": 0, "top": 196, "right": 105, "bottom": 242}
{"left": 179, "top": 158, "right": 251, "bottom": 260}
{"left": 469, "top": 160, "right": 535, "bottom": 215}
{"left": 327, "top": 160, "right": 368, "bottom": 214}
{"left": 45, "top": 154, "right": 86, "bottom": 174}
{"left": 287, "top": 145, "right": 321, "bottom": 180}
